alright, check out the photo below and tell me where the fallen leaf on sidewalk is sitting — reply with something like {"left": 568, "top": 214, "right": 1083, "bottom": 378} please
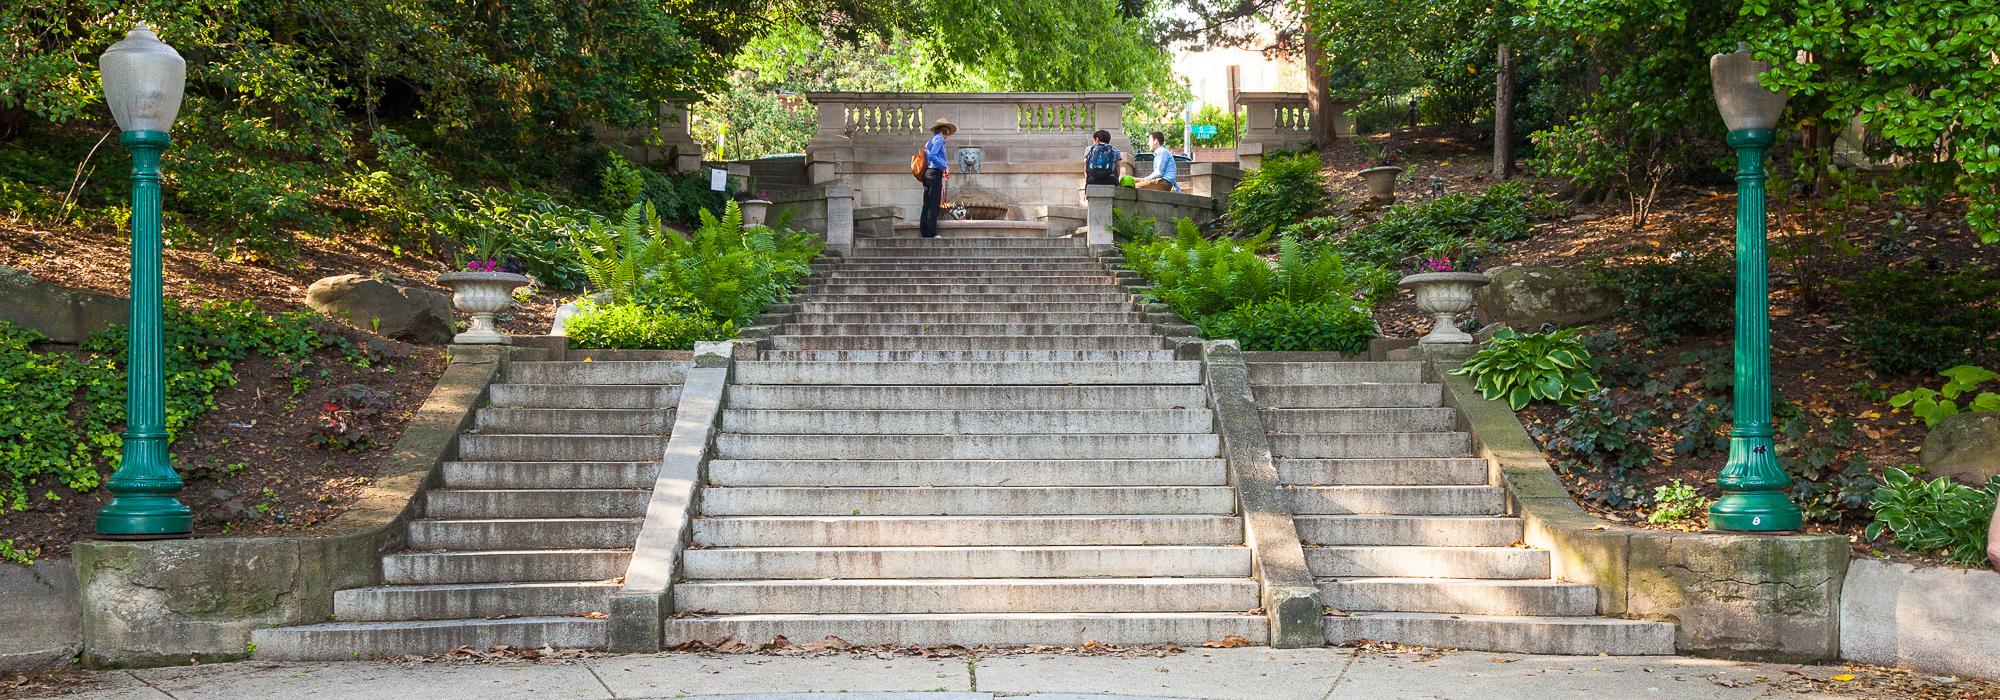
{"left": 1202, "top": 635, "right": 1253, "bottom": 648}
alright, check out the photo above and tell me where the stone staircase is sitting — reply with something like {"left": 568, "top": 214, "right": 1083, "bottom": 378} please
{"left": 665, "top": 233, "right": 1267, "bottom": 645}
{"left": 252, "top": 357, "right": 689, "bottom": 659}
{"left": 1244, "top": 355, "right": 1676, "bottom": 655}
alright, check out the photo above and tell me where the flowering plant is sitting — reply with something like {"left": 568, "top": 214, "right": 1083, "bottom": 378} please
{"left": 1410, "top": 242, "right": 1477, "bottom": 274}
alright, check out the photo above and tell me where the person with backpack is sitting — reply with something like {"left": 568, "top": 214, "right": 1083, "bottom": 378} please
{"left": 1134, "top": 130, "right": 1179, "bottom": 192}
{"left": 918, "top": 118, "right": 955, "bottom": 238}
{"left": 1084, "top": 130, "right": 1122, "bottom": 186}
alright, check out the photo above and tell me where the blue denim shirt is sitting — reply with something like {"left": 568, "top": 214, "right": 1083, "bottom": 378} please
{"left": 1150, "top": 146, "right": 1179, "bottom": 190}
{"left": 925, "top": 133, "right": 949, "bottom": 172}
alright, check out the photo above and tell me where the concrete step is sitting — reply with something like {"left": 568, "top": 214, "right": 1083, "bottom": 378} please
{"left": 334, "top": 582, "right": 617, "bottom": 621}
{"left": 793, "top": 294, "right": 1134, "bottom": 305}
{"left": 1261, "top": 408, "right": 1459, "bottom": 434}
{"left": 757, "top": 350, "right": 1180, "bottom": 362}
{"left": 791, "top": 312, "right": 1145, "bottom": 324}
{"left": 727, "top": 384, "right": 1206, "bottom": 410}
{"left": 733, "top": 361, "right": 1202, "bottom": 386}
{"left": 1285, "top": 486, "right": 1507, "bottom": 516}
{"left": 251, "top": 617, "right": 606, "bottom": 661}
{"left": 664, "top": 612, "right": 1266, "bottom": 647}
{"left": 1296, "top": 515, "right": 1523, "bottom": 547}
{"left": 1270, "top": 433, "right": 1471, "bottom": 459}
{"left": 769, "top": 335, "right": 1166, "bottom": 351}
{"left": 714, "top": 433, "right": 1221, "bottom": 460}
{"left": 823, "top": 275, "right": 1115, "bottom": 285}
{"left": 425, "top": 489, "right": 651, "bottom": 519}
{"left": 441, "top": 461, "right": 659, "bottom": 490}
{"left": 807, "top": 285, "right": 1126, "bottom": 296}
{"left": 881, "top": 223, "right": 1064, "bottom": 238}
{"left": 383, "top": 549, "right": 630, "bottom": 584}
{"left": 503, "top": 361, "right": 688, "bottom": 385}
{"left": 835, "top": 261, "right": 1108, "bottom": 271}
{"left": 781, "top": 322, "right": 1157, "bottom": 336}
{"left": 487, "top": 384, "right": 681, "bottom": 409}
{"left": 1251, "top": 384, "right": 1443, "bottom": 408}
{"left": 1305, "top": 546, "right": 1550, "bottom": 579}
{"left": 801, "top": 302, "right": 1136, "bottom": 314}
{"left": 707, "top": 458, "right": 1227, "bottom": 487}
{"left": 681, "top": 546, "right": 1251, "bottom": 579}
{"left": 456, "top": 434, "right": 668, "bottom": 462}
{"left": 1248, "top": 362, "right": 1425, "bottom": 385}
{"left": 699, "top": 486, "right": 1238, "bottom": 516}
{"left": 845, "top": 249, "right": 1093, "bottom": 259}
{"left": 473, "top": 408, "right": 675, "bottom": 434}
{"left": 1276, "top": 458, "right": 1489, "bottom": 486}
{"left": 674, "top": 578, "right": 1259, "bottom": 614}
{"left": 1318, "top": 578, "right": 1599, "bottom": 617}
{"left": 691, "top": 515, "right": 1244, "bottom": 547}
{"left": 721, "top": 409, "right": 1213, "bottom": 434}
{"left": 406, "top": 518, "right": 642, "bottom": 550}
{"left": 1321, "top": 612, "right": 1676, "bottom": 656}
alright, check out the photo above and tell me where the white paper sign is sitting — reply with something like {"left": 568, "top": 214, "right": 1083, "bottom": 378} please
{"left": 709, "top": 168, "right": 727, "bottom": 192}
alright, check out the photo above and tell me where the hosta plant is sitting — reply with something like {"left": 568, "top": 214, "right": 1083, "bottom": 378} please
{"left": 1866, "top": 467, "right": 2000, "bottom": 567}
{"left": 1450, "top": 327, "right": 1601, "bottom": 410}
{"left": 1889, "top": 365, "right": 2000, "bottom": 428}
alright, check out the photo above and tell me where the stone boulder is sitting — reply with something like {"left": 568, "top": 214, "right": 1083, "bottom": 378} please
{"left": 1920, "top": 412, "right": 2000, "bottom": 484}
{"left": 0, "top": 265, "right": 127, "bottom": 343}
{"left": 304, "top": 274, "right": 452, "bottom": 344}
{"left": 1473, "top": 265, "right": 1621, "bottom": 329}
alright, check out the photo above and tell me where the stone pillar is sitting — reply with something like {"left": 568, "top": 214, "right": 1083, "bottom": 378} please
{"left": 825, "top": 185, "right": 855, "bottom": 256}
{"left": 1084, "top": 184, "right": 1116, "bottom": 248}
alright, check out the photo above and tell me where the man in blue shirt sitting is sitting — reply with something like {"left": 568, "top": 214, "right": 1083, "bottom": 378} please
{"left": 920, "top": 118, "right": 955, "bottom": 238}
{"left": 1134, "top": 130, "right": 1179, "bottom": 192}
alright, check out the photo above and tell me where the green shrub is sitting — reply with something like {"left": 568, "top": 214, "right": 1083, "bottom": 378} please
{"left": 598, "top": 153, "right": 728, "bottom": 226}
{"left": 1199, "top": 298, "right": 1376, "bottom": 352}
{"left": 1840, "top": 268, "right": 2000, "bottom": 375}
{"left": 1533, "top": 391, "right": 1658, "bottom": 509}
{"left": 1227, "top": 152, "right": 1328, "bottom": 237}
{"left": 572, "top": 200, "right": 820, "bottom": 326}
{"left": 1595, "top": 253, "right": 1735, "bottom": 343}
{"left": 1314, "top": 183, "right": 1557, "bottom": 269}
{"left": 562, "top": 302, "right": 735, "bottom": 350}
{"left": 1890, "top": 365, "right": 2000, "bottom": 427}
{"left": 1647, "top": 479, "right": 1710, "bottom": 526}
{"left": 1450, "top": 327, "right": 1602, "bottom": 410}
{"left": 1122, "top": 220, "right": 1390, "bottom": 320}
{"left": 1278, "top": 213, "right": 1353, "bottom": 241}
{"left": 440, "top": 188, "right": 598, "bottom": 289}
{"left": 1867, "top": 467, "right": 2000, "bottom": 567}
{"left": 1112, "top": 208, "right": 1158, "bottom": 243}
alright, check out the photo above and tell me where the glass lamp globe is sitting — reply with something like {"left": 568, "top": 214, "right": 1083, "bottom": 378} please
{"left": 99, "top": 23, "right": 186, "bottom": 133}
{"left": 1710, "top": 42, "right": 1787, "bottom": 132}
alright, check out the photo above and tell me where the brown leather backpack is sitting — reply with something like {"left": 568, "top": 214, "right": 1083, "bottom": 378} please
{"left": 910, "top": 151, "right": 926, "bottom": 181}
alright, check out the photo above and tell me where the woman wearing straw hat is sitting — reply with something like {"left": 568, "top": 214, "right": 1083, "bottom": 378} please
{"left": 920, "top": 117, "right": 956, "bottom": 238}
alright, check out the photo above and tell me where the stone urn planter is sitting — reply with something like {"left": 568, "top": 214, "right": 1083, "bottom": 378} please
{"left": 1400, "top": 271, "right": 1489, "bottom": 344}
{"left": 1359, "top": 165, "right": 1404, "bottom": 204}
{"left": 739, "top": 199, "right": 773, "bottom": 226}
{"left": 436, "top": 271, "right": 531, "bottom": 344}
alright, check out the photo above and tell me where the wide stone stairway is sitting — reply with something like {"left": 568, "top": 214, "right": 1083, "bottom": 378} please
{"left": 254, "top": 358, "right": 689, "bottom": 659}
{"left": 665, "top": 227, "right": 1267, "bottom": 645}
{"left": 1245, "top": 357, "right": 1676, "bottom": 655}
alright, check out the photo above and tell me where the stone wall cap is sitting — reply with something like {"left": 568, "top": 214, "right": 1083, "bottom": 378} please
{"left": 807, "top": 91, "right": 1135, "bottom": 103}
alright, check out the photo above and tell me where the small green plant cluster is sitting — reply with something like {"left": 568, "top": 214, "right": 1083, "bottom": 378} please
{"left": 1227, "top": 152, "right": 1329, "bottom": 237}
{"left": 1594, "top": 253, "right": 1735, "bottom": 344}
{"left": 1647, "top": 479, "right": 1711, "bottom": 527}
{"left": 1839, "top": 268, "right": 2000, "bottom": 375}
{"left": 565, "top": 200, "right": 819, "bottom": 349}
{"left": 1890, "top": 365, "right": 2000, "bottom": 428}
{"left": 1308, "top": 183, "right": 1557, "bottom": 270}
{"left": 1120, "top": 220, "right": 1391, "bottom": 352}
{"left": 1533, "top": 391, "right": 1658, "bottom": 509}
{"left": 1867, "top": 467, "right": 2000, "bottom": 568}
{"left": 1111, "top": 208, "right": 1158, "bottom": 243}
{"left": 1451, "top": 327, "right": 1602, "bottom": 410}
{"left": 0, "top": 538, "right": 37, "bottom": 565}
{"left": 0, "top": 302, "right": 341, "bottom": 511}
{"left": 597, "top": 153, "right": 730, "bottom": 227}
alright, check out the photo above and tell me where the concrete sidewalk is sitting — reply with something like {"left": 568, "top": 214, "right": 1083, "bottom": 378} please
{"left": 36, "top": 647, "right": 1955, "bottom": 700}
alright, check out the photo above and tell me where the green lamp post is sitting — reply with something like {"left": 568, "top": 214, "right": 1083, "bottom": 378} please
{"left": 1707, "top": 43, "right": 1802, "bottom": 532}
{"left": 94, "top": 23, "right": 193, "bottom": 538}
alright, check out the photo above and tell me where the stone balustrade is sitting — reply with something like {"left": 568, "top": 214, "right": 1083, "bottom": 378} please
{"left": 1237, "top": 92, "right": 1354, "bottom": 170}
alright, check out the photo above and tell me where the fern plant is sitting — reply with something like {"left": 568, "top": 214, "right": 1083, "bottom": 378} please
{"left": 571, "top": 199, "right": 821, "bottom": 326}
{"left": 572, "top": 201, "right": 669, "bottom": 304}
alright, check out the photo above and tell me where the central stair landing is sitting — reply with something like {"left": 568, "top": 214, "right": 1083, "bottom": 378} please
{"left": 666, "top": 235, "right": 1266, "bottom": 645}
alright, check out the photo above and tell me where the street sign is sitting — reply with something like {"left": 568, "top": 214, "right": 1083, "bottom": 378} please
{"left": 1192, "top": 124, "right": 1218, "bottom": 139}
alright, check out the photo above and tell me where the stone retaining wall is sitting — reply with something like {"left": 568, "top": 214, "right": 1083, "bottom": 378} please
{"left": 0, "top": 558, "right": 82, "bottom": 670}
{"left": 1841, "top": 558, "right": 2000, "bottom": 679}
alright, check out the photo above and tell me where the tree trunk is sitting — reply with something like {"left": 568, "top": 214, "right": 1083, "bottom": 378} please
{"left": 1492, "top": 44, "right": 1516, "bottom": 179}
{"left": 1304, "top": 21, "right": 1339, "bottom": 145}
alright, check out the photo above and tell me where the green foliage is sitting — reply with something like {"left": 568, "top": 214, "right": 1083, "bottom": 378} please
{"left": 1227, "top": 152, "right": 1329, "bottom": 237}
{"left": 1199, "top": 298, "right": 1376, "bottom": 353}
{"left": 1867, "top": 467, "right": 2000, "bottom": 567}
{"left": 1774, "top": 400, "right": 1879, "bottom": 523}
{"left": 598, "top": 154, "right": 729, "bottom": 227}
{"left": 1648, "top": 479, "right": 1710, "bottom": 526}
{"left": 1313, "top": 183, "right": 1553, "bottom": 270}
{"left": 1595, "top": 253, "right": 1735, "bottom": 344}
{"left": 0, "top": 303, "right": 338, "bottom": 511}
{"left": 438, "top": 188, "right": 598, "bottom": 289}
{"left": 0, "top": 538, "right": 35, "bottom": 565}
{"left": 1890, "top": 366, "right": 2000, "bottom": 428}
{"left": 1451, "top": 327, "right": 1601, "bottom": 410}
{"left": 1111, "top": 208, "right": 1158, "bottom": 243}
{"left": 571, "top": 200, "right": 820, "bottom": 336}
{"left": 562, "top": 302, "right": 736, "bottom": 351}
{"left": 1839, "top": 268, "right": 2000, "bottom": 375}
{"left": 1534, "top": 391, "right": 1659, "bottom": 510}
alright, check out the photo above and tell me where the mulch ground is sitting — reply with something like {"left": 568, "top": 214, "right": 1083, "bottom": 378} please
{"left": 1333, "top": 126, "right": 1997, "bottom": 557}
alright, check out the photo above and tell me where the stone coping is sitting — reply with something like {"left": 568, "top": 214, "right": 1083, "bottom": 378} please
{"left": 72, "top": 344, "right": 526, "bottom": 668}
{"left": 1425, "top": 347, "right": 1846, "bottom": 662}
{"left": 806, "top": 91, "right": 1133, "bottom": 102}
{"left": 1841, "top": 558, "right": 2000, "bottom": 679}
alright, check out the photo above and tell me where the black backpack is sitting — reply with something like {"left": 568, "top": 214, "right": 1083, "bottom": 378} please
{"left": 1086, "top": 144, "right": 1118, "bottom": 176}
